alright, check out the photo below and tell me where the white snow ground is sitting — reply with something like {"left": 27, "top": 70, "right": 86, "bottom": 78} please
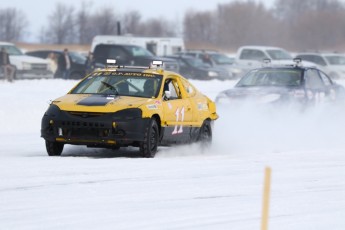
{"left": 1, "top": 78, "right": 345, "bottom": 230}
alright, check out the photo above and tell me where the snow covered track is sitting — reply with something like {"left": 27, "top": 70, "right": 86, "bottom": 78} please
{"left": 1, "top": 79, "right": 345, "bottom": 229}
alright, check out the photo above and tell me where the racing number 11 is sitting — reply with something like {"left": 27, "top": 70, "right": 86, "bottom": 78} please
{"left": 172, "top": 107, "right": 184, "bottom": 134}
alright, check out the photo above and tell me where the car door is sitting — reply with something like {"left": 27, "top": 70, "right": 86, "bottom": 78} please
{"left": 161, "top": 76, "right": 194, "bottom": 143}
{"left": 304, "top": 69, "right": 329, "bottom": 105}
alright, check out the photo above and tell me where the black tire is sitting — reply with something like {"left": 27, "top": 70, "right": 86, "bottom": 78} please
{"left": 197, "top": 120, "right": 212, "bottom": 147}
{"left": 45, "top": 140, "right": 64, "bottom": 156}
{"left": 140, "top": 119, "right": 159, "bottom": 158}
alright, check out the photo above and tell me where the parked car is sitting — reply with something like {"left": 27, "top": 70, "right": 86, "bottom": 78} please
{"left": 92, "top": 44, "right": 179, "bottom": 73}
{"left": 165, "top": 55, "right": 230, "bottom": 80}
{"left": 295, "top": 52, "right": 345, "bottom": 79}
{"left": 175, "top": 50, "right": 242, "bottom": 78}
{"left": 41, "top": 60, "right": 218, "bottom": 157}
{"left": 234, "top": 45, "right": 318, "bottom": 75}
{"left": 0, "top": 42, "right": 53, "bottom": 80}
{"left": 215, "top": 60, "right": 345, "bottom": 108}
{"left": 26, "top": 50, "right": 92, "bottom": 79}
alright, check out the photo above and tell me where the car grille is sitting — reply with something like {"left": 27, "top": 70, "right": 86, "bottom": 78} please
{"left": 67, "top": 111, "right": 107, "bottom": 118}
{"left": 61, "top": 120, "right": 106, "bottom": 128}
{"left": 31, "top": 63, "right": 48, "bottom": 70}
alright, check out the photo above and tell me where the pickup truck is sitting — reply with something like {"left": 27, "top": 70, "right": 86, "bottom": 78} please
{"left": 234, "top": 45, "right": 317, "bottom": 74}
{"left": 92, "top": 44, "right": 179, "bottom": 73}
{"left": 0, "top": 42, "right": 53, "bottom": 80}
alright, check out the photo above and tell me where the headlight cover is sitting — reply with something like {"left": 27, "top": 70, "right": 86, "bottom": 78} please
{"left": 112, "top": 108, "right": 142, "bottom": 120}
{"left": 208, "top": 71, "right": 219, "bottom": 77}
{"left": 22, "top": 62, "right": 32, "bottom": 70}
{"left": 44, "top": 104, "right": 61, "bottom": 117}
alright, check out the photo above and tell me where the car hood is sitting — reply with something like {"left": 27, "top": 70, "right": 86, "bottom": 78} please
{"left": 217, "top": 86, "right": 295, "bottom": 103}
{"left": 10, "top": 54, "right": 49, "bottom": 64}
{"left": 327, "top": 65, "right": 345, "bottom": 72}
{"left": 229, "top": 85, "right": 292, "bottom": 93}
{"left": 52, "top": 94, "right": 152, "bottom": 112}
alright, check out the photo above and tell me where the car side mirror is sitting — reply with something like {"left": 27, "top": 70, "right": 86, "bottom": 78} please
{"left": 164, "top": 90, "right": 171, "bottom": 100}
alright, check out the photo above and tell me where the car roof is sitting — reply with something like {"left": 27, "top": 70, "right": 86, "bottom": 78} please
{"left": 253, "top": 65, "right": 309, "bottom": 71}
{"left": 166, "top": 54, "right": 196, "bottom": 59}
{"left": 95, "top": 44, "right": 141, "bottom": 48}
{"left": 93, "top": 64, "right": 177, "bottom": 76}
{"left": 296, "top": 52, "right": 345, "bottom": 57}
{"left": 0, "top": 41, "right": 15, "bottom": 46}
{"left": 179, "top": 50, "right": 219, "bottom": 54}
{"left": 239, "top": 45, "right": 287, "bottom": 50}
{"left": 27, "top": 50, "right": 63, "bottom": 53}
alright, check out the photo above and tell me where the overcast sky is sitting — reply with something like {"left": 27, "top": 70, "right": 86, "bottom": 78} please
{"left": 0, "top": 0, "right": 274, "bottom": 42}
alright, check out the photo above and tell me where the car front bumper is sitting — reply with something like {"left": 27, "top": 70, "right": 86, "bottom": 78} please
{"left": 16, "top": 70, "right": 54, "bottom": 79}
{"left": 41, "top": 106, "right": 150, "bottom": 147}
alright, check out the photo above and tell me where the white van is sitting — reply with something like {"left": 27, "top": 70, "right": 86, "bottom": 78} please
{"left": 0, "top": 42, "right": 53, "bottom": 79}
{"left": 91, "top": 35, "right": 185, "bottom": 56}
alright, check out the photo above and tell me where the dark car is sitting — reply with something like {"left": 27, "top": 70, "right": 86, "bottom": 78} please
{"left": 26, "top": 50, "right": 89, "bottom": 79}
{"left": 165, "top": 55, "right": 231, "bottom": 80}
{"left": 175, "top": 50, "right": 243, "bottom": 78}
{"left": 215, "top": 63, "right": 345, "bottom": 107}
{"left": 92, "top": 44, "right": 179, "bottom": 73}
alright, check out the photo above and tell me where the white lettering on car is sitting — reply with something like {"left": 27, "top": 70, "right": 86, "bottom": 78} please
{"left": 172, "top": 107, "right": 185, "bottom": 135}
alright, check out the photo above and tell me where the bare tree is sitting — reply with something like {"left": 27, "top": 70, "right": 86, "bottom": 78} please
{"left": 92, "top": 7, "right": 118, "bottom": 35}
{"left": 273, "top": 0, "right": 345, "bottom": 50}
{"left": 216, "top": 2, "right": 279, "bottom": 49}
{"left": 44, "top": 3, "right": 75, "bottom": 44}
{"left": 122, "top": 10, "right": 142, "bottom": 35}
{"left": 184, "top": 10, "right": 216, "bottom": 44}
{"left": 0, "top": 8, "right": 28, "bottom": 42}
{"left": 139, "top": 18, "right": 177, "bottom": 37}
{"left": 76, "top": 1, "right": 94, "bottom": 44}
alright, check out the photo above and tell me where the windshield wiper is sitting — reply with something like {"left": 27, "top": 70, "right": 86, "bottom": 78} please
{"left": 101, "top": 81, "right": 119, "bottom": 95}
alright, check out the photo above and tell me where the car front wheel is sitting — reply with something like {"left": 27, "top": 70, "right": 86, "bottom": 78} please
{"left": 140, "top": 119, "right": 159, "bottom": 158}
{"left": 197, "top": 120, "right": 212, "bottom": 147}
{"left": 45, "top": 140, "right": 64, "bottom": 156}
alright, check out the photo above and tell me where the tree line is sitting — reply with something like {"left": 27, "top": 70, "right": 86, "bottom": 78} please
{"left": 1, "top": 0, "right": 345, "bottom": 51}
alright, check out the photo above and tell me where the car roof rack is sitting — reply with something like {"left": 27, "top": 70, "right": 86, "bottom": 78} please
{"left": 105, "top": 59, "right": 164, "bottom": 72}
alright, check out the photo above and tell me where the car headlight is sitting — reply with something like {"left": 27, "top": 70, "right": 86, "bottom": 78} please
{"left": 208, "top": 71, "right": 219, "bottom": 77}
{"left": 22, "top": 62, "right": 32, "bottom": 70}
{"left": 230, "top": 67, "right": 243, "bottom": 75}
{"left": 258, "top": 94, "right": 281, "bottom": 104}
{"left": 215, "top": 93, "right": 232, "bottom": 105}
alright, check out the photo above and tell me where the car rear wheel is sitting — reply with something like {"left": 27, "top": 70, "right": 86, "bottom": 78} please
{"left": 140, "top": 118, "right": 159, "bottom": 158}
{"left": 197, "top": 120, "right": 212, "bottom": 147}
{"left": 45, "top": 140, "right": 64, "bottom": 156}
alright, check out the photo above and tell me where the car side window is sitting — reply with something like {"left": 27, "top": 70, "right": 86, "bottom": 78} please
{"left": 180, "top": 78, "right": 196, "bottom": 97}
{"left": 240, "top": 49, "right": 266, "bottom": 61}
{"left": 305, "top": 69, "right": 325, "bottom": 89}
{"left": 164, "top": 79, "right": 181, "bottom": 100}
{"left": 109, "top": 47, "right": 128, "bottom": 59}
{"left": 319, "top": 71, "right": 332, "bottom": 86}
{"left": 178, "top": 59, "right": 187, "bottom": 68}
{"left": 298, "top": 55, "right": 327, "bottom": 66}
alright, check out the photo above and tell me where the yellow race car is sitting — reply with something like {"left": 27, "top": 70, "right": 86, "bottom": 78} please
{"left": 41, "top": 60, "right": 218, "bottom": 157}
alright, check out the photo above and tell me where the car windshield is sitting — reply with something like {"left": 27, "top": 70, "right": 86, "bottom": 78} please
{"left": 209, "top": 53, "right": 234, "bottom": 64}
{"left": 123, "top": 46, "right": 154, "bottom": 57}
{"left": 69, "top": 52, "right": 87, "bottom": 64}
{"left": 185, "top": 57, "right": 209, "bottom": 68}
{"left": 0, "top": 45, "right": 23, "bottom": 55}
{"left": 266, "top": 49, "right": 292, "bottom": 60}
{"left": 70, "top": 72, "right": 163, "bottom": 98}
{"left": 236, "top": 68, "right": 303, "bottom": 87}
{"left": 325, "top": 55, "right": 345, "bottom": 65}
